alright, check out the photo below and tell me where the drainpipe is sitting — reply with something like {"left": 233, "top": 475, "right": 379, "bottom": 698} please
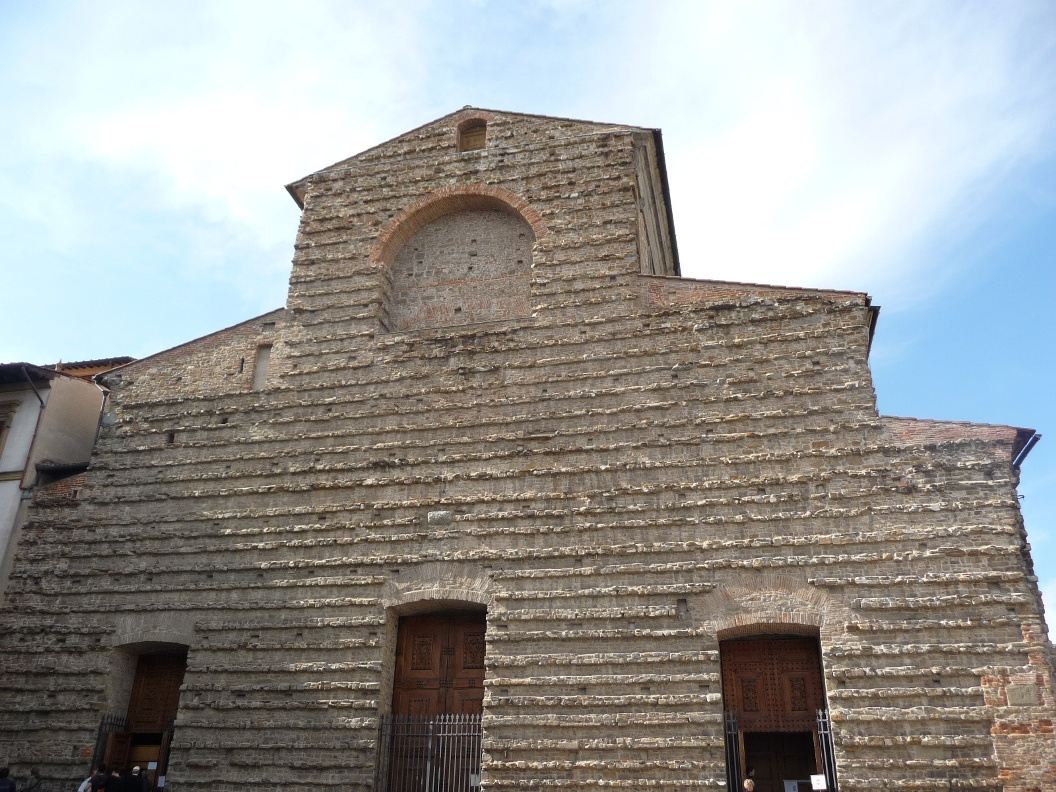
{"left": 92, "top": 385, "right": 110, "bottom": 447}
{"left": 20, "top": 365, "right": 44, "bottom": 407}
{"left": 1012, "top": 432, "right": 1041, "bottom": 469}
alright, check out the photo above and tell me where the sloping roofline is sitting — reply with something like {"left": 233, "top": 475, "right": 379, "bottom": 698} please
{"left": 284, "top": 106, "right": 665, "bottom": 208}
{"left": 284, "top": 107, "right": 681, "bottom": 274}
{"left": 0, "top": 363, "right": 84, "bottom": 386}
{"left": 881, "top": 415, "right": 1040, "bottom": 467}
{"left": 96, "top": 308, "right": 286, "bottom": 385}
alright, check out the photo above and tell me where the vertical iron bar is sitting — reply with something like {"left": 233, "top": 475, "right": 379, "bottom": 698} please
{"left": 816, "top": 708, "right": 839, "bottom": 792}
{"left": 723, "top": 711, "right": 741, "bottom": 792}
{"left": 425, "top": 717, "right": 434, "bottom": 792}
{"left": 377, "top": 713, "right": 483, "bottom": 792}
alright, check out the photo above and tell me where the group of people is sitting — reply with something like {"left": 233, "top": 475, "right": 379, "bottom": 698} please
{"left": 77, "top": 766, "right": 150, "bottom": 792}
{"left": 0, "top": 767, "right": 41, "bottom": 792}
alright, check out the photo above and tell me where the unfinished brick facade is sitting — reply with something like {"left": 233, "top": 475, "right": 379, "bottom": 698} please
{"left": 0, "top": 109, "right": 1053, "bottom": 792}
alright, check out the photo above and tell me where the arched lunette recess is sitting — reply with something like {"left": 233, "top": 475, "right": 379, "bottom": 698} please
{"left": 370, "top": 185, "right": 546, "bottom": 267}
{"left": 373, "top": 185, "right": 546, "bottom": 331}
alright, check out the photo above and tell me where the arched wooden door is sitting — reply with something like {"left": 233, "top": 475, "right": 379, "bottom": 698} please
{"left": 721, "top": 636, "right": 827, "bottom": 792}
{"left": 385, "top": 611, "right": 486, "bottom": 792}
{"left": 393, "top": 612, "right": 486, "bottom": 716}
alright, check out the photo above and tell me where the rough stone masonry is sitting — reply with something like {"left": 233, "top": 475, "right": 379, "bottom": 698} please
{"left": 0, "top": 108, "right": 1053, "bottom": 792}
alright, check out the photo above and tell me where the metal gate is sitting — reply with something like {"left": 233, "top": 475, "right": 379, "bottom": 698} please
{"left": 377, "top": 714, "right": 483, "bottom": 792}
{"left": 816, "top": 708, "right": 839, "bottom": 792}
{"left": 723, "top": 710, "right": 741, "bottom": 791}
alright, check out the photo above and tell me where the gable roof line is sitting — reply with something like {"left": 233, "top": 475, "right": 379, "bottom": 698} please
{"left": 96, "top": 308, "right": 286, "bottom": 383}
{"left": 0, "top": 362, "right": 84, "bottom": 386}
{"left": 286, "top": 106, "right": 657, "bottom": 208}
{"left": 641, "top": 273, "right": 871, "bottom": 302}
{"left": 880, "top": 414, "right": 1033, "bottom": 432}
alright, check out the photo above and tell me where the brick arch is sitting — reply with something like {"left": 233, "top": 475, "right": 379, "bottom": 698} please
{"left": 370, "top": 185, "right": 546, "bottom": 266}
{"left": 699, "top": 574, "right": 850, "bottom": 645}
{"left": 379, "top": 561, "right": 494, "bottom": 613}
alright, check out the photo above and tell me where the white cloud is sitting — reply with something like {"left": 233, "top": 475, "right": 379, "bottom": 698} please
{"left": 625, "top": 1, "right": 1056, "bottom": 305}
{"left": 3, "top": 0, "right": 434, "bottom": 263}
{"left": 8, "top": 1, "right": 1053, "bottom": 310}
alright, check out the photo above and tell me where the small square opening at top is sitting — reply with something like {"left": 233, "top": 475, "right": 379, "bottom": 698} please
{"left": 458, "top": 120, "right": 487, "bottom": 152}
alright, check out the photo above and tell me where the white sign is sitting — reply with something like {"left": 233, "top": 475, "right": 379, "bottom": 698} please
{"left": 146, "top": 763, "right": 158, "bottom": 771}
{"left": 811, "top": 774, "right": 827, "bottom": 790}
{"left": 783, "top": 782, "right": 799, "bottom": 792}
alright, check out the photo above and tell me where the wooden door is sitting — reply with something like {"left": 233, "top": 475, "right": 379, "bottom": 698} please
{"left": 103, "top": 732, "right": 132, "bottom": 770}
{"left": 393, "top": 612, "right": 486, "bottom": 715}
{"left": 721, "top": 637, "right": 825, "bottom": 732}
{"left": 128, "top": 654, "right": 187, "bottom": 732}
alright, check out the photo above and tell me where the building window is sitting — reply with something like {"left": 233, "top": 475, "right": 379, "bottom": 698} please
{"left": 252, "top": 345, "right": 272, "bottom": 391}
{"left": 458, "top": 120, "right": 487, "bottom": 152}
{"left": 0, "top": 402, "right": 16, "bottom": 462}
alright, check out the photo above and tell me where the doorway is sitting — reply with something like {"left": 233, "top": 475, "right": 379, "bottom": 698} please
{"left": 104, "top": 651, "right": 187, "bottom": 789}
{"left": 743, "top": 732, "right": 817, "bottom": 792}
{"left": 382, "top": 610, "right": 486, "bottom": 792}
{"left": 721, "top": 635, "right": 831, "bottom": 792}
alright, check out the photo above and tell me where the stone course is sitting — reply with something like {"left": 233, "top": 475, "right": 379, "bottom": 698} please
{"left": 0, "top": 108, "right": 1052, "bottom": 792}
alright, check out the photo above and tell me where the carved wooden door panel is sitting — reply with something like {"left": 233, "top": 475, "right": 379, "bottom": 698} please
{"left": 721, "top": 637, "right": 825, "bottom": 732}
{"left": 393, "top": 612, "right": 486, "bottom": 715}
{"left": 448, "top": 617, "right": 486, "bottom": 715}
{"left": 393, "top": 616, "right": 447, "bottom": 716}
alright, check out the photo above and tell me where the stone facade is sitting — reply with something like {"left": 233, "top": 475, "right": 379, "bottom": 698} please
{"left": 0, "top": 108, "right": 1053, "bottom": 792}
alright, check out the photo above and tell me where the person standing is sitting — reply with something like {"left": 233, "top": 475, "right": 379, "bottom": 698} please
{"left": 88, "top": 766, "right": 108, "bottom": 792}
{"left": 20, "top": 769, "right": 41, "bottom": 792}
{"left": 0, "top": 769, "right": 16, "bottom": 792}
{"left": 127, "top": 768, "right": 149, "bottom": 792}
{"left": 77, "top": 769, "right": 96, "bottom": 792}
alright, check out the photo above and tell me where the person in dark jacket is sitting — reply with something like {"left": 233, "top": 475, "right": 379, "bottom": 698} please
{"left": 0, "top": 769, "right": 16, "bottom": 792}
{"left": 88, "top": 765, "right": 109, "bottom": 792}
{"left": 128, "top": 768, "right": 150, "bottom": 792}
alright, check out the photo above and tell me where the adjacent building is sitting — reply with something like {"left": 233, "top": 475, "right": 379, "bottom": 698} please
{"left": 0, "top": 362, "right": 119, "bottom": 596}
{"left": 0, "top": 109, "right": 1053, "bottom": 792}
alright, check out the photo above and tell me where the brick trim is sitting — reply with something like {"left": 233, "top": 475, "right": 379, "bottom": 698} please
{"left": 370, "top": 185, "right": 547, "bottom": 265}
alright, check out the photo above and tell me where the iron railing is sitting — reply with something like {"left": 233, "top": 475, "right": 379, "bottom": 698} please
{"left": 723, "top": 710, "right": 741, "bottom": 792}
{"left": 92, "top": 713, "right": 128, "bottom": 769}
{"left": 377, "top": 714, "right": 483, "bottom": 792}
{"left": 722, "top": 709, "right": 839, "bottom": 791}
{"left": 816, "top": 708, "right": 839, "bottom": 792}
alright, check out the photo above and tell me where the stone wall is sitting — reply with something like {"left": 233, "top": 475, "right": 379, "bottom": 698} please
{"left": 0, "top": 108, "right": 1052, "bottom": 792}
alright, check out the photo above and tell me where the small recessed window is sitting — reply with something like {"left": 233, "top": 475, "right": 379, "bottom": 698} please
{"left": 458, "top": 120, "right": 487, "bottom": 152}
{"left": 252, "top": 344, "right": 272, "bottom": 391}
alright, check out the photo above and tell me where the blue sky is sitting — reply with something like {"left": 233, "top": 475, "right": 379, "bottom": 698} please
{"left": 1, "top": 1, "right": 1054, "bottom": 613}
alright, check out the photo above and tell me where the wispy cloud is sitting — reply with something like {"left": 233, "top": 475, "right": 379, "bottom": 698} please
{"left": 617, "top": 2, "right": 1056, "bottom": 305}
{"left": 0, "top": 1, "right": 435, "bottom": 312}
{"left": 1, "top": 0, "right": 1054, "bottom": 350}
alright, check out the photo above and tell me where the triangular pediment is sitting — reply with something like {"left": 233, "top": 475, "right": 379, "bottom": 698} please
{"left": 286, "top": 107, "right": 652, "bottom": 207}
